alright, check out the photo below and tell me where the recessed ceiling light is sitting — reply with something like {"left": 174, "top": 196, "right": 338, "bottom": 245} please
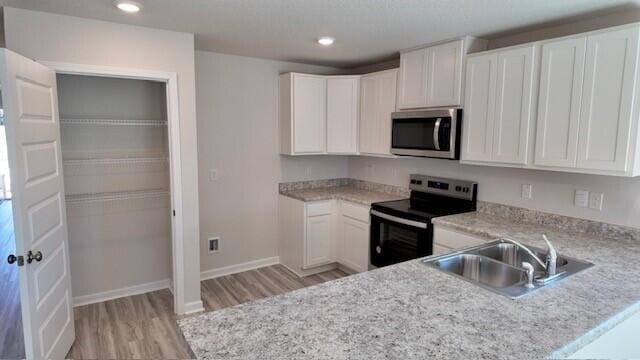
{"left": 318, "top": 37, "right": 335, "bottom": 46}
{"left": 114, "top": 0, "right": 142, "bottom": 13}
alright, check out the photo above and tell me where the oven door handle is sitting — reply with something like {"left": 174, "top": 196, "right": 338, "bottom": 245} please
{"left": 433, "top": 117, "right": 441, "bottom": 150}
{"left": 370, "top": 210, "right": 428, "bottom": 229}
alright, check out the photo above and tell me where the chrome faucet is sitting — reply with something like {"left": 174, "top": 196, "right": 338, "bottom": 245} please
{"left": 502, "top": 234, "right": 558, "bottom": 279}
{"left": 542, "top": 234, "right": 557, "bottom": 276}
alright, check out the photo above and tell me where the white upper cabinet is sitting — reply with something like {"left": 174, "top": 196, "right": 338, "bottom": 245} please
{"left": 280, "top": 73, "right": 326, "bottom": 155}
{"left": 461, "top": 44, "right": 537, "bottom": 165}
{"left": 461, "top": 53, "right": 497, "bottom": 162}
{"left": 576, "top": 27, "right": 639, "bottom": 172}
{"left": 359, "top": 69, "right": 398, "bottom": 156}
{"left": 280, "top": 73, "right": 360, "bottom": 155}
{"left": 327, "top": 76, "right": 360, "bottom": 154}
{"left": 492, "top": 45, "right": 538, "bottom": 165}
{"left": 398, "top": 38, "right": 487, "bottom": 110}
{"left": 425, "top": 40, "right": 464, "bottom": 107}
{"left": 534, "top": 37, "right": 586, "bottom": 168}
{"left": 398, "top": 48, "right": 429, "bottom": 109}
{"left": 533, "top": 24, "right": 640, "bottom": 176}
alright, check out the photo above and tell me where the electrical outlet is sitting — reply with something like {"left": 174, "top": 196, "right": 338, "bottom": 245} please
{"left": 521, "top": 184, "right": 532, "bottom": 199}
{"left": 209, "top": 169, "right": 218, "bottom": 182}
{"left": 589, "top": 192, "right": 604, "bottom": 211}
{"left": 208, "top": 237, "right": 220, "bottom": 253}
{"left": 574, "top": 190, "right": 589, "bottom": 208}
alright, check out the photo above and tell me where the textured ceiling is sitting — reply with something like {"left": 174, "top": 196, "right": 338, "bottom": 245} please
{"left": 1, "top": 0, "right": 639, "bottom": 67}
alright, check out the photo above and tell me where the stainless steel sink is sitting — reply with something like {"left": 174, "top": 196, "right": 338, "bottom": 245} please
{"left": 422, "top": 239, "right": 594, "bottom": 298}
{"left": 433, "top": 254, "right": 525, "bottom": 288}
{"left": 477, "top": 243, "right": 568, "bottom": 273}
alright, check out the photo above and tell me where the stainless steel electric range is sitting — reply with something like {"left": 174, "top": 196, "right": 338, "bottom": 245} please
{"left": 370, "top": 174, "right": 477, "bottom": 268}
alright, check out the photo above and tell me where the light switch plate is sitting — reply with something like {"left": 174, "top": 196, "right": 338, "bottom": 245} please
{"left": 574, "top": 190, "right": 589, "bottom": 208}
{"left": 521, "top": 184, "right": 532, "bottom": 199}
{"left": 589, "top": 192, "right": 604, "bottom": 211}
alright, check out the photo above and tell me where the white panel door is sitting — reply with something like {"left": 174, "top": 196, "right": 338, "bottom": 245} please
{"left": 534, "top": 37, "right": 586, "bottom": 168}
{"left": 375, "top": 70, "right": 397, "bottom": 155}
{"left": 338, "top": 216, "right": 369, "bottom": 273}
{"left": 327, "top": 77, "right": 359, "bottom": 154}
{"left": 426, "top": 40, "right": 464, "bottom": 107}
{"left": 305, "top": 214, "right": 332, "bottom": 268}
{"left": 461, "top": 53, "right": 497, "bottom": 162}
{"left": 576, "top": 27, "right": 640, "bottom": 172}
{"left": 492, "top": 45, "right": 537, "bottom": 165}
{"left": 0, "top": 49, "right": 75, "bottom": 359}
{"left": 398, "top": 48, "right": 428, "bottom": 109}
{"left": 293, "top": 74, "right": 326, "bottom": 154}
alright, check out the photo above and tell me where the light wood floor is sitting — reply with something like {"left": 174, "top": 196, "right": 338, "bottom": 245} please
{"left": 0, "top": 200, "right": 25, "bottom": 359}
{"left": 67, "top": 265, "right": 350, "bottom": 359}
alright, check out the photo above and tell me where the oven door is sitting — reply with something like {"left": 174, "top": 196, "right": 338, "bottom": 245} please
{"left": 369, "top": 210, "right": 432, "bottom": 268}
{"left": 390, "top": 109, "right": 459, "bottom": 159}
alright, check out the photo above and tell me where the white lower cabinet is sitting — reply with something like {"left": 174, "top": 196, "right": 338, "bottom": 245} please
{"left": 337, "top": 201, "right": 370, "bottom": 273}
{"left": 305, "top": 213, "right": 334, "bottom": 268}
{"left": 433, "top": 225, "right": 489, "bottom": 254}
{"left": 278, "top": 195, "right": 371, "bottom": 276}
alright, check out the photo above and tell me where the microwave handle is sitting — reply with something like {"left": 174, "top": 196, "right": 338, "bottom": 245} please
{"left": 370, "top": 210, "right": 428, "bottom": 229}
{"left": 433, "top": 118, "right": 441, "bottom": 150}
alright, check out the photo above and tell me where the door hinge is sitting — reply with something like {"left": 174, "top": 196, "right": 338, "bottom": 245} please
{"left": 173, "top": 210, "right": 176, "bottom": 216}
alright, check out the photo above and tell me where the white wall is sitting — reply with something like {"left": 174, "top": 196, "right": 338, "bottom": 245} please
{"left": 195, "top": 51, "right": 348, "bottom": 273}
{"left": 3, "top": 7, "right": 202, "bottom": 313}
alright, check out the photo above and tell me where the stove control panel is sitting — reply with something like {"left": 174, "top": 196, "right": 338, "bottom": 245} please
{"left": 410, "top": 174, "right": 477, "bottom": 201}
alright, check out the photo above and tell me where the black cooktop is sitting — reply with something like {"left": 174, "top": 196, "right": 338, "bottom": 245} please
{"left": 371, "top": 191, "right": 476, "bottom": 223}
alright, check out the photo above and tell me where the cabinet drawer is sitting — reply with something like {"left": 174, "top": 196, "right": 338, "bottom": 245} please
{"left": 306, "top": 201, "right": 333, "bottom": 217}
{"left": 340, "top": 201, "right": 370, "bottom": 223}
{"left": 434, "top": 226, "right": 488, "bottom": 250}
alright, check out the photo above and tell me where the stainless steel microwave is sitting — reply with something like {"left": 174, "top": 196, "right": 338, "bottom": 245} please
{"left": 390, "top": 108, "right": 462, "bottom": 159}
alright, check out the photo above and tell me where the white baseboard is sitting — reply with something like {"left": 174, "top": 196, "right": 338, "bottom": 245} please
{"left": 73, "top": 278, "right": 171, "bottom": 307}
{"left": 200, "top": 256, "right": 280, "bottom": 281}
{"left": 181, "top": 300, "right": 205, "bottom": 315}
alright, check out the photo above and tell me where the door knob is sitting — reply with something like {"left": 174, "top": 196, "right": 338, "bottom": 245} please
{"left": 26, "top": 251, "right": 43, "bottom": 264}
{"left": 7, "top": 254, "right": 24, "bottom": 266}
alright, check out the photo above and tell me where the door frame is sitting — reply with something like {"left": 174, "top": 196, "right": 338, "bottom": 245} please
{"left": 39, "top": 61, "right": 188, "bottom": 314}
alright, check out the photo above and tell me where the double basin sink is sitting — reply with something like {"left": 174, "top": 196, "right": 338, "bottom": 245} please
{"left": 422, "top": 239, "right": 593, "bottom": 298}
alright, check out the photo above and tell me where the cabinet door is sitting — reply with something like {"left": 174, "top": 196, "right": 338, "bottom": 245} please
{"left": 358, "top": 75, "right": 378, "bottom": 154}
{"left": 327, "top": 77, "right": 359, "bottom": 154}
{"left": 305, "top": 214, "right": 333, "bottom": 268}
{"left": 461, "top": 53, "right": 497, "bottom": 162}
{"left": 359, "top": 70, "right": 397, "bottom": 156}
{"left": 426, "top": 40, "right": 464, "bottom": 107}
{"left": 339, "top": 216, "right": 370, "bottom": 273}
{"left": 375, "top": 70, "right": 397, "bottom": 155}
{"left": 292, "top": 74, "right": 326, "bottom": 154}
{"left": 534, "top": 37, "right": 586, "bottom": 168}
{"left": 576, "top": 27, "right": 640, "bottom": 172}
{"left": 492, "top": 45, "right": 537, "bottom": 165}
{"left": 398, "top": 48, "right": 428, "bottom": 109}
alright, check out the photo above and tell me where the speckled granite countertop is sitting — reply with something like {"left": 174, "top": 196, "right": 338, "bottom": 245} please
{"left": 279, "top": 185, "right": 406, "bottom": 205}
{"left": 179, "top": 209, "right": 640, "bottom": 360}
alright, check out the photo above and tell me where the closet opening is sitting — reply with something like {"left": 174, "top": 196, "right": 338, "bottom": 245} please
{"left": 55, "top": 72, "right": 179, "bottom": 311}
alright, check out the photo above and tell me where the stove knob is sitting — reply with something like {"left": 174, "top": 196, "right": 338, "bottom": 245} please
{"left": 376, "top": 246, "right": 382, "bottom": 254}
